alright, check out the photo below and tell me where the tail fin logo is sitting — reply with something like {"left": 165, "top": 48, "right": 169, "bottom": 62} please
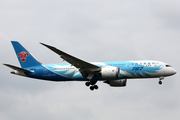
{"left": 18, "top": 51, "right": 29, "bottom": 62}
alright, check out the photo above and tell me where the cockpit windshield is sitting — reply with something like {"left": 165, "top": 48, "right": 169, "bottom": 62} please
{"left": 166, "top": 65, "right": 171, "bottom": 67}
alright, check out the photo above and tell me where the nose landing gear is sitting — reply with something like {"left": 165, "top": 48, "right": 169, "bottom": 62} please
{"left": 159, "top": 76, "right": 164, "bottom": 85}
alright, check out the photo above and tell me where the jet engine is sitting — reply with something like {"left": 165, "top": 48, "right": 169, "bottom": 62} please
{"left": 104, "top": 79, "right": 127, "bottom": 87}
{"left": 101, "top": 66, "right": 120, "bottom": 79}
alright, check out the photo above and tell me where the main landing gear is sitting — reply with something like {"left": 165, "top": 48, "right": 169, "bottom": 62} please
{"left": 159, "top": 76, "right": 164, "bottom": 85}
{"left": 85, "top": 81, "right": 99, "bottom": 91}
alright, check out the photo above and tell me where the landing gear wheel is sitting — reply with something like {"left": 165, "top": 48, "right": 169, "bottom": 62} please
{"left": 159, "top": 81, "right": 162, "bottom": 85}
{"left": 94, "top": 85, "right": 98, "bottom": 90}
{"left": 90, "top": 86, "right": 94, "bottom": 91}
{"left": 85, "top": 82, "right": 90, "bottom": 87}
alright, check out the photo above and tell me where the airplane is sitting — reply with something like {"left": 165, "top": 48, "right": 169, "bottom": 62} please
{"left": 3, "top": 41, "right": 176, "bottom": 91}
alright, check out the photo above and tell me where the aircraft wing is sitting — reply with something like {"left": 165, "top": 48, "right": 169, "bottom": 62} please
{"left": 40, "top": 43, "right": 101, "bottom": 78}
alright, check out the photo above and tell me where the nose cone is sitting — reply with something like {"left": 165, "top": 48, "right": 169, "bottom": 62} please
{"left": 172, "top": 68, "right": 177, "bottom": 75}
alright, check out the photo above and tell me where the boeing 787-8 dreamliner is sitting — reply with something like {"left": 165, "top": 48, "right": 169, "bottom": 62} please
{"left": 3, "top": 41, "right": 176, "bottom": 91}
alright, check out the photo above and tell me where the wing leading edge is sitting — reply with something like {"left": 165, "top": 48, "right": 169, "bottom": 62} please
{"left": 40, "top": 43, "right": 101, "bottom": 78}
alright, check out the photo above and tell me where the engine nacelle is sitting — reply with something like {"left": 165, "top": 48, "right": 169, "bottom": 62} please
{"left": 101, "top": 66, "right": 120, "bottom": 79}
{"left": 104, "top": 79, "right": 127, "bottom": 87}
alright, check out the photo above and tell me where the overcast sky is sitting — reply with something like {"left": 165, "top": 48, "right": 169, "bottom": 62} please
{"left": 0, "top": 0, "right": 180, "bottom": 120}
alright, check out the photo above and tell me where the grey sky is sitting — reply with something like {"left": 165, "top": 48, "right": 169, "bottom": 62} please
{"left": 0, "top": 0, "right": 180, "bottom": 120}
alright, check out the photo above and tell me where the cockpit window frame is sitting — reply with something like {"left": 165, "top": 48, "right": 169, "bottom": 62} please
{"left": 166, "top": 65, "right": 171, "bottom": 67}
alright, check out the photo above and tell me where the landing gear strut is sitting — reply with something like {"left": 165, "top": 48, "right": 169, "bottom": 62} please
{"left": 158, "top": 76, "right": 164, "bottom": 85}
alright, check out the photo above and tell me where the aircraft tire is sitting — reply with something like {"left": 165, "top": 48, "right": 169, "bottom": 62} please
{"left": 94, "top": 85, "right": 98, "bottom": 90}
{"left": 90, "top": 86, "right": 94, "bottom": 91}
{"left": 159, "top": 81, "right": 162, "bottom": 85}
{"left": 85, "top": 82, "right": 90, "bottom": 86}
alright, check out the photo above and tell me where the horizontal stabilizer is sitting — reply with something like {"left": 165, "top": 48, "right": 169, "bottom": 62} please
{"left": 3, "top": 64, "right": 33, "bottom": 73}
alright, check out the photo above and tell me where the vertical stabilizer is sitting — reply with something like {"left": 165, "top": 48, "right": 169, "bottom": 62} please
{"left": 11, "top": 41, "right": 41, "bottom": 68}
